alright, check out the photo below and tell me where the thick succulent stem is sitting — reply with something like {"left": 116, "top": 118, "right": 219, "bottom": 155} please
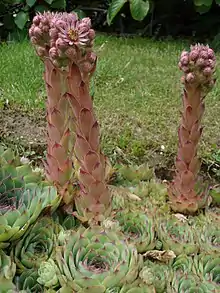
{"left": 168, "top": 44, "right": 216, "bottom": 214}
{"left": 29, "top": 12, "right": 111, "bottom": 221}
{"left": 66, "top": 63, "right": 111, "bottom": 223}
{"left": 43, "top": 59, "right": 75, "bottom": 204}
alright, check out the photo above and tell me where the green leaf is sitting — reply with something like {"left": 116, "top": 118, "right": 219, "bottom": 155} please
{"left": 215, "top": 0, "right": 220, "bottom": 4}
{"left": 26, "top": 0, "right": 36, "bottom": 7}
{"left": 195, "top": 4, "right": 212, "bottom": 13}
{"left": 73, "top": 9, "right": 87, "bottom": 19}
{"left": 34, "top": 4, "right": 49, "bottom": 13}
{"left": 107, "top": 0, "right": 127, "bottom": 25}
{"left": 14, "top": 11, "right": 29, "bottom": 30}
{"left": 44, "top": 0, "right": 53, "bottom": 4}
{"left": 129, "top": 0, "right": 150, "bottom": 21}
{"left": 194, "top": 0, "right": 212, "bottom": 6}
{"left": 51, "top": 0, "right": 66, "bottom": 9}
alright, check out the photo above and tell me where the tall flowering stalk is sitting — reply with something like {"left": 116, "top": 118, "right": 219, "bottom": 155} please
{"left": 29, "top": 12, "right": 111, "bottom": 223}
{"left": 168, "top": 44, "right": 216, "bottom": 214}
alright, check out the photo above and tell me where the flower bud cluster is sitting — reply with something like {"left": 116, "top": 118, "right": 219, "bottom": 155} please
{"left": 29, "top": 12, "right": 96, "bottom": 72}
{"left": 178, "top": 44, "right": 216, "bottom": 90}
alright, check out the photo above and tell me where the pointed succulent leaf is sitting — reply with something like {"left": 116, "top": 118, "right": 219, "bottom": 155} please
{"left": 16, "top": 269, "right": 44, "bottom": 292}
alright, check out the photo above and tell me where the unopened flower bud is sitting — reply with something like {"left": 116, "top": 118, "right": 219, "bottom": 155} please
{"left": 181, "top": 66, "right": 190, "bottom": 73}
{"left": 181, "top": 51, "right": 188, "bottom": 59}
{"left": 37, "top": 46, "right": 46, "bottom": 57}
{"left": 81, "top": 17, "right": 91, "bottom": 27}
{"left": 81, "top": 61, "right": 93, "bottom": 73}
{"left": 49, "top": 28, "right": 58, "bottom": 39}
{"left": 42, "top": 25, "right": 49, "bottom": 33}
{"left": 189, "top": 50, "right": 199, "bottom": 61}
{"left": 33, "top": 26, "right": 43, "bottom": 38}
{"left": 56, "top": 38, "right": 68, "bottom": 51}
{"left": 30, "top": 36, "right": 38, "bottom": 45}
{"left": 65, "top": 47, "right": 77, "bottom": 60}
{"left": 196, "top": 58, "right": 205, "bottom": 68}
{"left": 33, "top": 15, "right": 41, "bottom": 25}
{"left": 88, "top": 29, "right": 95, "bottom": 40}
{"left": 203, "top": 67, "right": 212, "bottom": 77}
{"left": 186, "top": 72, "right": 195, "bottom": 83}
{"left": 49, "top": 47, "right": 58, "bottom": 59}
{"left": 207, "top": 48, "right": 214, "bottom": 59}
{"left": 200, "top": 50, "right": 208, "bottom": 60}
{"left": 180, "top": 56, "right": 189, "bottom": 66}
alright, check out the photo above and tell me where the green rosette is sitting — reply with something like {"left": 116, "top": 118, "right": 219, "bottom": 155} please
{"left": 54, "top": 226, "right": 143, "bottom": 292}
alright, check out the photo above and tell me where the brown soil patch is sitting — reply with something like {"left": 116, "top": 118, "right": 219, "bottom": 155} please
{"left": 0, "top": 104, "right": 47, "bottom": 163}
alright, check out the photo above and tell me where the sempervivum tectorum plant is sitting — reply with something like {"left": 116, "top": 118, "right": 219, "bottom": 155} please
{"left": 0, "top": 250, "right": 16, "bottom": 292}
{"left": 168, "top": 44, "right": 216, "bottom": 214}
{"left": 0, "top": 148, "right": 60, "bottom": 248}
{"left": 140, "top": 260, "right": 171, "bottom": 293}
{"left": 167, "top": 273, "right": 219, "bottom": 293}
{"left": 52, "top": 225, "right": 143, "bottom": 292}
{"left": 198, "top": 222, "right": 220, "bottom": 254}
{"left": 171, "top": 254, "right": 193, "bottom": 274}
{"left": 193, "top": 253, "right": 220, "bottom": 287}
{"left": 15, "top": 269, "right": 45, "bottom": 292}
{"left": 29, "top": 12, "right": 112, "bottom": 221}
{"left": 156, "top": 214, "right": 199, "bottom": 256}
{"left": 11, "top": 216, "right": 63, "bottom": 273}
{"left": 112, "top": 208, "right": 156, "bottom": 253}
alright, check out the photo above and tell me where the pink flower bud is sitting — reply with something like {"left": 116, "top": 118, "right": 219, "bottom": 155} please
{"left": 49, "top": 28, "right": 58, "bottom": 39}
{"left": 180, "top": 76, "right": 186, "bottom": 84}
{"left": 65, "top": 47, "right": 77, "bottom": 60}
{"left": 37, "top": 46, "right": 46, "bottom": 57}
{"left": 189, "top": 50, "right": 199, "bottom": 61}
{"left": 81, "top": 17, "right": 91, "bottom": 27}
{"left": 81, "top": 61, "right": 93, "bottom": 73}
{"left": 180, "top": 56, "right": 189, "bottom": 66}
{"left": 56, "top": 38, "right": 68, "bottom": 50}
{"left": 29, "top": 26, "right": 35, "bottom": 37}
{"left": 207, "top": 48, "right": 214, "bottom": 59}
{"left": 203, "top": 67, "right": 212, "bottom": 77}
{"left": 200, "top": 50, "right": 208, "bottom": 60}
{"left": 33, "top": 26, "right": 43, "bottom": 38}
{"left": 49, "top": 47, "right": 58, "bottom": 59}
{"left": 88, "top": 29, "right": 95, "bottom": 40}
{"left": 186, "top": 72, "right": 195, "bottom": 83}
{"left": 42, "top": 25, "right": 50, "bottom": 33}
{"left": 88, "top": 52, "right": 96, "bottom": 63}
{"left": 181, "top": 51, "right": 188, "bottom": 59}
{"left": 181, "top": 66, "right": 190, "bottom": 73}
{"left": 196, "top": 58, "right": 206, "bottom": 68}
{"left": 30, "top": 37, "right": 38, "bottom": 45}
{"left": 208, "top": 59, "right": 216, "bottom": 69}
{"left": 33, "top": 15, "right": 41, "bottom": 26}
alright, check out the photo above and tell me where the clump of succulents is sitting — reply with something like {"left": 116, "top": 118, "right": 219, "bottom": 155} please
{"left": 0, "top": 9, "right": 219, "bottom": 293}
{"left": 168, "top": 44, "right": 216, "bottom": 214}
{"left": 112, "top": 208, "right": 156, "bottom": 253}
{"left": 156, "top": 214, "right": 199, "bottom": 255}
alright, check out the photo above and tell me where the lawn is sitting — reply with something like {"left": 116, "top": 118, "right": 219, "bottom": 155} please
{"left": 0, "top": 34, "right": 220, "bottom": 173}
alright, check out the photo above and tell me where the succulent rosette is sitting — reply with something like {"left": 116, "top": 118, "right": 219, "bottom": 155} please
{"left": 113, "top": 208, "right": 156, "bottom": 253}
{"left": 117, "top": 164, "right": 155, "bottom": 184}
{"left": 37, "top": 259, "right": 60, "bottom": 289}
{"left": 198, "top": 222, "right": 220, "bottom": 254}
{"left": 167, "top": 273, "right": 219, "bottom": 293}
{"left": 0, "top": 249, "right": 16, "bottom": 292}
{"left": 193, "top": 253, "right": 220, "bottom": 286}
{"left": 0, "top": 148, "right": 60, "bottom": 248}
{"left": 171, "top": 254, "right": 193, "bottom": 274}
{"left": 16, "top": 269, "right": 44, "bottom": 292}
{"left": 12, "top": 216, "right": 63, "bottom": 273}
{"left": 156, "top": 215, "right": 199, "bottom": 255}
{"left": 141, "top": 260, "right": 171, "bottom": 293}
{"left": 54, "top": 226, "right": 143, "bottom": 292}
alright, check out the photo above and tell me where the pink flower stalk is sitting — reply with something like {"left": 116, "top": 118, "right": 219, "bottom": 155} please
{"left": 30, "top": 12, "right": 111, "bottom": 220}
{"left": 168, "top": 44, "right": 216, "bottom": 214}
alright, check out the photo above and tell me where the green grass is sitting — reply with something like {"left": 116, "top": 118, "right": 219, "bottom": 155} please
{"left": 0, "top": 35, "right": 220, "bottom": 167}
